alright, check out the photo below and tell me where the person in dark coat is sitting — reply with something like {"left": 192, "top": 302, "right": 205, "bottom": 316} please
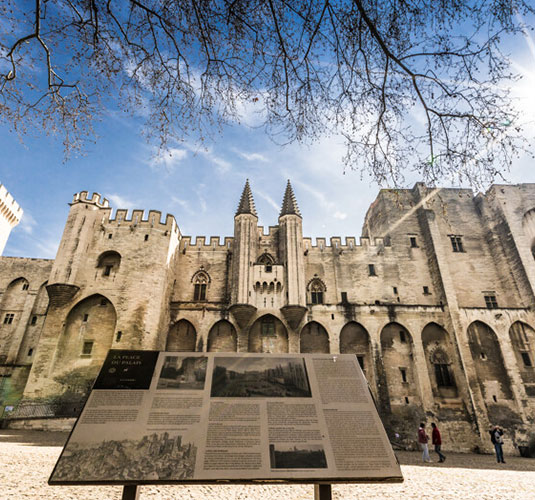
{"left": 490, "top": 425, "right": 505, "bottom": 463}
{"left": 431, "top": 422, "right": 446, "bottom": 462}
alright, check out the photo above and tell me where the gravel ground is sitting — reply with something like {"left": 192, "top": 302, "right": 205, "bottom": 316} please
{"left": 1, "top": 430, "right": 534, "bottom": 500}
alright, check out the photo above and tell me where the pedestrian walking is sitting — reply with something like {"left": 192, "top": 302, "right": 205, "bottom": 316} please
{"left": 431, "top": 422, "right": 446, "bottom": 462}
{"left": 489, "top": 425, "right": 506, "bottom": 463}
{"left": 418, "top": 422, "right": 431, "bottom": 463}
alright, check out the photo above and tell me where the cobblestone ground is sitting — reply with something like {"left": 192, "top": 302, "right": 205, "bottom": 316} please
{"left": 1, "top": 430, "right": 534, "bottom": 500}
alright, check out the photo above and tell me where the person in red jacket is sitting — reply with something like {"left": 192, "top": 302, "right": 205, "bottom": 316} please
{"left": 431, "top": 422, "right": 446, "bottom": 462}
{"left": 418, "top": 423, "right": 431, "bottom": 463}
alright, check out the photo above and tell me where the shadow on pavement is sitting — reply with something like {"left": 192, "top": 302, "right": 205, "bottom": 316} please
{"left": 396, "top": 451, "right": 535, "bottom": 472}
{"left": 0, "top": 430, "right": 69, "bottom": 447}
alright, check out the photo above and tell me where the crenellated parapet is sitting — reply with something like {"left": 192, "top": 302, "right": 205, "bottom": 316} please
{"left": 104, "top": 209, "right": 179, "bottom": 233}
{"left": 72, "top": 191, "right": 109, "bottom": 208}
{"left": 302, "top": 236, "right": 388, "bottom": 251}
{"left": 180, "top": 236, "right": 234, "bottom": 251}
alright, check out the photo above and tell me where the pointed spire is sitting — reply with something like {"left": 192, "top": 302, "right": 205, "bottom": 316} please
{"left": 235, "top": 179, "right": 258, "bottom": 217}
{"left": 280, "top": 180, "right": 301, "bottom": 217}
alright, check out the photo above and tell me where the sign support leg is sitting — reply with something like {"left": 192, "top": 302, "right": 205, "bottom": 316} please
{"left": 122, "top": 485, "right": 139, "bottom": 500}
{"left": 314, "top": 483, "right": 332, "bottom": 500}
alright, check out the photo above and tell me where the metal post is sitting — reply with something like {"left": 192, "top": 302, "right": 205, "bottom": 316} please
{"left": 122, "top": 485, "right": 139, "bottom": 500}
{"left": 314, "top": 483, "right": 332, "bottom": 500}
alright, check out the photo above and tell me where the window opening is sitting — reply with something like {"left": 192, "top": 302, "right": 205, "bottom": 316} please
{"left": 357, "top": 356, "right": 365, "bottom": 371}
{"left": 144, "top": 234, "right": 149, "bottom": 241}
{"left": 400, "top": 368, "right": 407, "bottom": 383}
{"left": 116, "top": 331, "right": 122, "bottom": 342}
{"left": 393, "top": 287, "right": 398, "bottom": 295}
{"left": 22, "top": 283, "right": 29, "bottom": 290}
{"left": 435, "top": 364, "right": 454, "bottom": 387}
{"left": 450, "top": 235, "right": 464, "bottom": 252}
{"left": 31, "top": 316, "right": 37, "bottom": 325}
{"left": 368, "top": 264, "right": 376, "bottom": 276}
{"left": 82, "top": 341, "right": 94, "bottom": 356}
{"left": 3, "top": 313, "right": 14, "bottom": 324}
{"left": 410, "top": 237, "right": 418, "bottom": 248}
{"left": 399, "top": 331, "right": 406, "bottom": 343}
{"left": 83, "top": 314, "right": 89, "bottom": 322}
{"left": 28, "top": 348, "right": 33, "bottom": 356}
{"left": 108, "top": 234, "right": 112, "bottom": 239}
{"left": 484, "top": 295, "right": 498, "bottom": 309}
{"left": 103, "top": 265, "right": 113, "bottom": 276}
{"left": 423, "top": 286, "right": 430, "bottom": 295}
{"left": 341, "top": 291, "right": 348, "bottom": 303}
{"left": 262, "top": 317, "right": 275, "bottom": 336}
{"left": 405, "top": 397, "right": 410, "bottom": 404}
{"left": 521, "top": 352, "right": 532, "bottom": 367}
{"left": 193, "top": 271, "right": 209, "bottom": 301}
{"left": 492, "top": 395, "right": 497, "bottom": 402}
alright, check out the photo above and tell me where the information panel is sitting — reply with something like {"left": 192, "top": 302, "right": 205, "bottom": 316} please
{"left": 49, "top": 351, "right": 403, "bottom": 485}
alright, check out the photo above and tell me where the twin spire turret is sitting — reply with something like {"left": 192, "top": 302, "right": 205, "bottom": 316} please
{"left": 235, "top": 179, "right": 301, "bottom": 218}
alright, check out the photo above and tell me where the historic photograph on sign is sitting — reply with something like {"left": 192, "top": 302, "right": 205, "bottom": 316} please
{"left": 157, "top": 356, "right": 208, "bottom": 390}
{"left": 51, "top": 431, "right": 196, "bottom": 482}
{"left": 210, "top": 357, "right": 311, "bottom": 397}
{"left": 93, "top": 350, "right": 159, "bottom": 390}
{"left": 269, "top": 443, "right": 327, "bottom": 469}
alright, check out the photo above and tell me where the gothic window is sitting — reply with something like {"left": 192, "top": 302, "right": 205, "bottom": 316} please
{"left": 449, "top": 235, "right": 464, "bottom": 252}
{"left": 257, "top": 253, "right": 275, "bottom": 272}
{"left": 97, "top": 251, "right": 121, "bottom": 277}
{"left": 430, "top": 349, "right": 455, "bottom": 387}
{"left": 192, "top": 270, "right": 210, "bottom": 301}
{"left": 308, "top": 278, "right": 326, "bottom": 305}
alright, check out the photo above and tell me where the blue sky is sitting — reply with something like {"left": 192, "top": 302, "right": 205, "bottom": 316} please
{"left": 1, "top": 18, "right": 535, "bottom": 259}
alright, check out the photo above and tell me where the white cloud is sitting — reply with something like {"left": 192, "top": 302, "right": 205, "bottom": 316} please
{"left": 149, "top": 148, "right": 188, "bottom": 172}
{"left": 333, "top": 211, "right": 347, "bottom": 220}
{"left": 18, "top": 212, "right": 37, "bottom": 235}
{"left": 107, "top": 193, "right": 136, "bottom": 209}
{"left": 234, "top": 150, "right": 268, "bottom": 162}
{"left": 254, "top": 189, "right": 280, "bottom": 212}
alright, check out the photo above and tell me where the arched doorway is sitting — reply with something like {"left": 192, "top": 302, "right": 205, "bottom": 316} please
{"left": 509, "top": 322, "right": 535, "bottom": 397}
{"left": 207, "top": 320, "right": 237, "bottom": 352}
{"left": 166, "top": 319, "right": 196, "bottom": 351}
{"left": 340, "top": 322, "right": 372, "bottom": 380}
{"left": 54, "top": 294, "right": 116, "bottom": 369}
{"left": 380, "top": 322, "right": 421, "bottom": 406}
{"left": 422, "top": 323, "right": 458, "bottom": 399}
{"left": 300, "top": 321, "right": 329, "bottom": 353}
{"left": 467, "top": 321, "right": 513, "bottom": 402}
{"left": 248, "top": 315, "right": 288, "bottom": 353}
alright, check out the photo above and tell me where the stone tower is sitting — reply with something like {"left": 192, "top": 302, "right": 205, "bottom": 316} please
{"left": 0, "top": 184, "right": 23, "bottom": 255}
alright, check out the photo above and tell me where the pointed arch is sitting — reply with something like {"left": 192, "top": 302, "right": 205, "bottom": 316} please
{"left": 467, "top": 321, "right": 513, "bottom": 402}
{"left": 380, "top": 322, "right": 421, "bottom": 406}
{"left": 208, "top": 320, "right": 237, "bottom": 352}
{"left": 300, "top": 321, "right": 330, "bottom": 353}
{"left": 257, "top": 253, "right": 275, "bottom": 265}
{"left": 53, "top": 294, "right": 116, "bottom": 370}
{"left": 1, "top": 277, "right": 30, "bottom": 325}
{"left": 422, "top": 322, "right": 458, "bottom": 398}
{"left": 509, "top": 321, "right": 535, "bottom": 394}
{"left": 249, "top": 314, "right": 288, "bottom": 353}
{"left": 340, "top": 322, "right": 372, "bottom": 379}
{"left": 166, "top": 319, "right": 197, "bottom": 352}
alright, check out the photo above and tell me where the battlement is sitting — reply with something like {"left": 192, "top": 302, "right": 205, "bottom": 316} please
{"left": 258, "top": 226, "right": 279, "bottom": 237}
{"left": 302, "top": 236, "right": 388, "bottom": 250}
{"left": 0, "top": 184, "right": 23, "bottom": 226}
{"left": 180, "top": 236, "right": 234, "bottom": 251}
{"left": 102, "top": 208, "right": 179, "bottom": 233}
{"left": 72, "top": 191, "right": 110, "bottom": 207}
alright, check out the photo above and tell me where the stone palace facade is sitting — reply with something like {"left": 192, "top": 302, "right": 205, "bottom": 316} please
{"left": 1, "top": 181, "right": 535, "bottom": 452}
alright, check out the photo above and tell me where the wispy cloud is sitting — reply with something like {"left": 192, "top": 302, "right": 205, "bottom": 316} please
{"left": 234, "top": 149, "right": 268, "bottom": 162}
{"left": 171, "top": 196, "right": 193, "bottom": 214}
{"left": 107, "top": 193, "right": 136, "bottom": 209}
{"left": 148, "top": 147, "right": 188, "bottom": 172}
{"left": 293, "top": 179, "right": 348, "bottom": 221}
{"left": 254, "top": 189, "right": 280, "bottom": 212}
{"left": 18, "top": 211, "right": 37, "bottom": 235}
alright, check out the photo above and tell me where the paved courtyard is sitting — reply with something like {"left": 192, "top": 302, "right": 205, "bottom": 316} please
{"left": 1, "top": 430, "right": 534, "bottom": 499}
